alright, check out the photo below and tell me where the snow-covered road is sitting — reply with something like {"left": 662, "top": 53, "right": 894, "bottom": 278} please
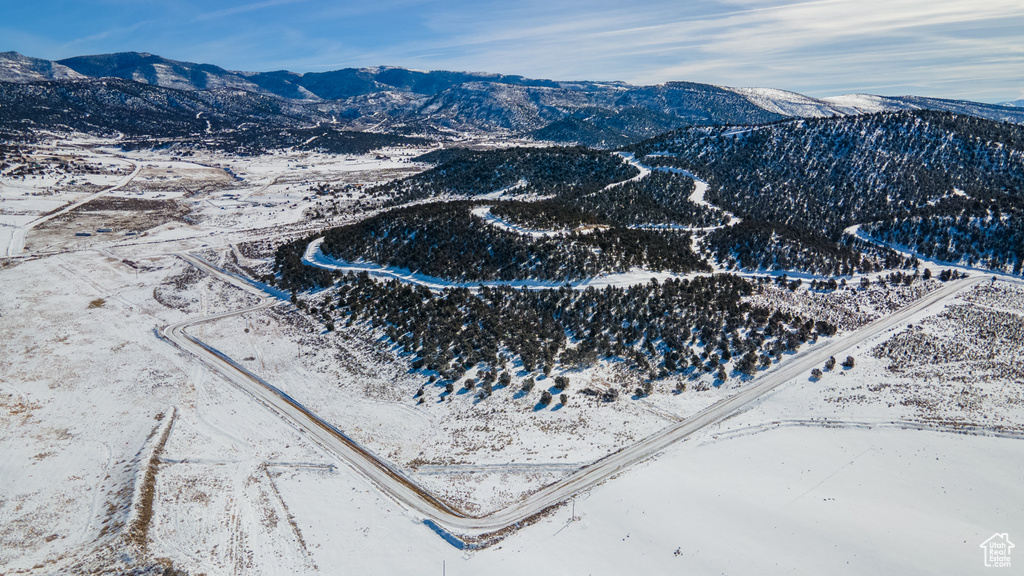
{"left": 161, "top": 249, "right": 988, "bottom": 543}
{"left": 4, "top": 161, "right": 140, "bottom": 258}
{"left": 302, "top": 236, "right": 711, "bottom": 291}
{"left": 844, "top": 223, "right": 1021, "bottom": 281}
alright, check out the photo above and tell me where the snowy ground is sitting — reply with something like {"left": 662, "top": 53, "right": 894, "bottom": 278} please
{"left": 264, "top": 423, "right": 1021, "bottom": 576}
{"left": 1, "top": 139, "right": 1022, "bottom": 575}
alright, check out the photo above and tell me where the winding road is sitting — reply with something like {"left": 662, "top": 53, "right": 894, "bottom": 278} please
{"left": 160, "top": 251, "right": 985, "bottom": 543}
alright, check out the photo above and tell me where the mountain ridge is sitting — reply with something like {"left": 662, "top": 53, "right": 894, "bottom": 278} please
{"left": 3, "top": 50, "right": 1023, "bottom": 145}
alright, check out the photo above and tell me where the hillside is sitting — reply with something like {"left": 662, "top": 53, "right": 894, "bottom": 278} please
{"left": 276, "top": 201, "right": 709, "bottom": 287}
{"left": 631, "top": 111, "right": 1024, "bottom": 273}
{"left": 369, "top": 146, "right": 638, "bottom": 204}
{"left": 0, "top": 77, "right": 320, "bottom": 136}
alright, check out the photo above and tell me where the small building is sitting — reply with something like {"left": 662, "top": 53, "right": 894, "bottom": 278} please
{"left": 75, "top": 232, "right": 92, "bottom": 237}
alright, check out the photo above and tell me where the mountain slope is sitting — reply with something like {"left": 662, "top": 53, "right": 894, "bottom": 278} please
{"left": 632, "top": 111, "right": 1024, "bottom": 234}
{"left": 57, "top": 52, "right": 261, "bottom": 93}
{"left": 631, "top": 111, "right": 1024, "bottom": 273}
{"left": 0, "top": 51, "right": 85, "bottom": 83}
{"left": 55, "top": 52, "right": 562, "bottom": 100}
{"left": 3, "top": 51, "right": 1023, "bottom": 146}
{"left": 0, "top": 77, "right": 321, "bottom": 136}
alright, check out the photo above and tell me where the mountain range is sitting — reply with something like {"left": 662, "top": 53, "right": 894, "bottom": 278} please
{"left": 2, "top": 50, "right": 1023, "bottom": 146}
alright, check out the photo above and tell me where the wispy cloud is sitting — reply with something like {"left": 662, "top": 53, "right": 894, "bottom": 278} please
{"left": 347, "top": 0, "right": 1024, "bottom": 100}
{"left": 61, "top": 19, "right": 159, "bottom": 50}
{"left": 195, "top": 0, "right": 308, "bottom": 21}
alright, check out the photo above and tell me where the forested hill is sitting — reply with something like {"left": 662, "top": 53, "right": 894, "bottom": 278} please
{"left": 276, "top": 201, "right": 710, "bottom": 289}
{"left": 369, "top": 146, "right": 639, "bottom": 204}
{"left": 631, "top": 111, "right": 1024, "bottom": 236}
{"left": 0, "top": 77, "right": 315, "bottom": 137}
{"left": 630, "top": 111, "right": 1024, "bottom": 274}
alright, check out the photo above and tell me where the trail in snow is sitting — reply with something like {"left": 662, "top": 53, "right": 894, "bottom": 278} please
{"left": 302, "top": 151, "right": 858, "bottom": 291}
{"left": 476, "top": 179, "right": 527, "bottom": 200}
{"left": 629, "top": 179, "right": 741, "bottom": 235}
{"left": 470, "top": 206, "right": 606, "bottom": 238}
{"left": 471, "top": 206, "right": 567, "bottom": 238}
{"left": 843, "top": 224, "right": 1020, "bottom": 280}
{"left": 302, "top": 238, "right": 718, "bottom": 291}
{"left": 471, "top": 154, "right": 739, "bottom": 238}
{"left": 607, "top": 152, "right": 650, "bottom": 188}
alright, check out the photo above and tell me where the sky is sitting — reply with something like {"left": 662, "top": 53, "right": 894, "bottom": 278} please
{"left": 2, "top": 0, "right": 1023, "bottom": 103}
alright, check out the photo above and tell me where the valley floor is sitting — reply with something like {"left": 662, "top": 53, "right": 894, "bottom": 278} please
{"left": 1, "top": 139, "right": 1022, "bottom": 575}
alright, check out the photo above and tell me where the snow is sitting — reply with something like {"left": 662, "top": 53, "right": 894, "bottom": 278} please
{"left": 729, "top": 86, "right": 847, "bottom": 117}
{"left": 823, "top": 94, "right": 917, "bottom": 114}
{"left": 303, "top": 236, "right": 711, "bottom": 290}
{"left": 0, "top": 53, "right": 85, "bottom": 82}
{"left": 475, "top": 178, "right": 527, "bottom": 199}
{"left": 2, "top": 138, "right": 1022, "bottom": 575}
{"left": 471, "top": 205, "right": 595, "bottom": 238}
{"left": 607, "top": 152, "right": 649, "bottom": 188}
{"left": 729, "top": 87, "right": 921, "bottom": 118}
{"left": 147, "top": 407, "right": 1023, "bottom": 576}
{"left": 687, "top": 178, "right": 710, "bottom": 206}
{"left": 844, "top": 223, "right": 1018, "bottom": 281}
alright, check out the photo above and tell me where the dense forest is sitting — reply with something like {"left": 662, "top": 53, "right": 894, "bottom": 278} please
{"left": 703, "top": 220, "right": 918, "bottom": 276}
{"left": 309, "top": 272, "right": 837, "bottom": 388}
{"left": 567, "top": 170, "right": 723, "bottom": 227}
{"left": 411, "top": 147, "right": 475, "bottom": 165}
{"left": 631, "top": 111, "right": 1024, "bottom": 238}
{"left": 488, "top": 170, "right": 722, "bottom": 230}
{"left": 487, "top": 200, "right": 608, "bottom": 231}
{"left": 860, "top": 192, "right": 1024, "bottom": 273}
{"left": 368, "top": 146, "right": 639, "bottom": 204}
{"left": 295, "top": 201, "right": 711, "bottom": 284}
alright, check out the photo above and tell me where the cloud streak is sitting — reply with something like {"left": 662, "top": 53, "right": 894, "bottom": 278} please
{"left": 367, "top": 0, "right": 1024, "bottom": 100}
{"left": 194, "top": 0, "right": 309, "bottom": 21}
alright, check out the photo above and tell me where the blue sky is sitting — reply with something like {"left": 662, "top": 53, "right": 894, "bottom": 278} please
{"left": 3, "top": 0, "right": 1022, "bottom": 102}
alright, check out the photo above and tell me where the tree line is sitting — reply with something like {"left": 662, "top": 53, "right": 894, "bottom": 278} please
{"left": 309, "top": 272, "right": 837, "bottom": 390}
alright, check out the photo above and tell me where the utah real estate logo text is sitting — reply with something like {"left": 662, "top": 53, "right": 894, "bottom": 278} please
{"left": 980, "top": 533, "right": 1014, "bottom": 568}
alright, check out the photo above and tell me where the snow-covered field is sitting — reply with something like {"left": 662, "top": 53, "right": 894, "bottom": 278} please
{"left": 260, "top": 422, "right": 1020, "bottom": 576}
{"left": 1, "top": 140, "right": 1022, "bottom": 575}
